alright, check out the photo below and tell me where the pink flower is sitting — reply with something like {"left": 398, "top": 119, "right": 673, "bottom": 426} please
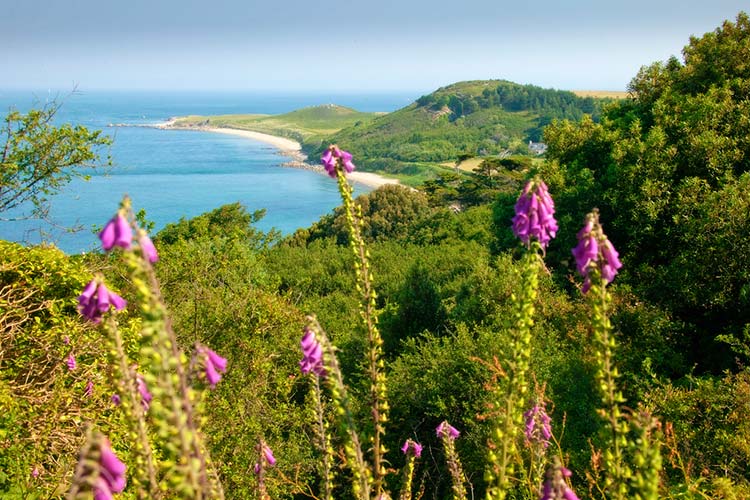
{"left": 572, "top": 212, "right": 623, "bottom": 293}
{"left": 136, "top": 373, "right": 152, "bottom": 411}
{"left": 299, "top": 329, "right": 326, "bottom": 377}
{"left": 78, "top": 279, "right": 127, "bottom": 323}
{"left": 401, "top": 439, "right": 423, "bottom": 458}
{"left": 436, "top": 420, "right": 460, "bottom": 440}
{"left": 199, "top": 345, "right": 227, "bottom": 388}
{"left": 31, "top": 466, "right": 40, "bottom": 479}
{"left": 96, "top": 438, "right": 126, "bottom": 497}
{"left": 137, "top": 230, "right": 158, "bottom": 263}
{"left": 67, "top": 354, "right": 77, "bottom": 371}
{"left": 523, "top": 404, "right": 552, "bottom": 448}
{"left": 99, "top": 213, "right": 132, "bottom": 251}
{"left": 512, "top": 180, "right": 558, "bottom": 248}
{"left": 320, "top": 145, "right": 356, "bottom": 178}
{"left": 111, "top": 394, "right": 121, "bottom": 406}
{"left": 85, "top": 380, "right": 94, "bottom": 397}
{"left": 262, "top": 443, "right": 276, "bottom": 467}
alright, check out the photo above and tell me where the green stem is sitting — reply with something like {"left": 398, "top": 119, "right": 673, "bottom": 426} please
{"left": 335, "top": 166, "right": 387, "bottom": 497}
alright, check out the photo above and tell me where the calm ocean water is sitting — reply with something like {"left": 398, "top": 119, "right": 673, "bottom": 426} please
{"left": 0, "top": 90, "right": 418, "bottom": 253}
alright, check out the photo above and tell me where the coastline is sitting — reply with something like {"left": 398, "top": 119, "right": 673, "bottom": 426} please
{"left": 156, "top": 120, "right": 402, "bottom": 190}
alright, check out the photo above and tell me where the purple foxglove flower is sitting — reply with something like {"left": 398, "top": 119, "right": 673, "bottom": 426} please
{"left": 137, "top": 230, "right": 158, "bottom": 263}
{"left": 94, "top": 478, "right": 115, "bottom": 500}
{"left": 321, "top": 148, "right": 336, "bottom": 177}
{"left": 401, "top": 439, "right": 423, "bottom": 458}
{"left": 253, "top": 463, "right": 261, "bottom": 475}
{"left": 85, "top": 380, "right": 94, "bottom": 397}
{"left": 299, "top": 329, "right": 326, "bottom": 377}
{"left": 321, "top": 145, "right": 355, "bottom": 177}
{"left": 540, "top": 461, "right": 578, "bottom": 500}
{"left": 99, "top": 438, "right": 126, "bottom": 493}
{"left": 200, "top": 346, "right": 227, "bottom": 388}
{"left": 136, "top": 373, "right": 152, "bottom": 411}
{"left": 78, "top": 279, "right": 127, "bottom": 323}
{"left": 63, "top": 335, "right": 71, "bottom": 345}
{"left": 99, "top": 213, "right": 132, "bottom": 251}
{"left": 512, "top": 180, "right": 558, "bottom": 248}
{"left": 572, "top": 212, "right": 623, "bottom": 293}
{"left": 31, "top": 466, "right": 40, "bottom": 479}
{"left": 436, "top": 420, "right": 460, "bottom": 440}
{"left": 67, "top": 354, "right": 77, "bottom": 371}
{"left": 523, "top": 404, "right": 552, "bottom": 447}
{"left": 111, "top": 394, "right": 121, "bottom": 406}
{"left": 262, "top": 443, "right": 276, "bottom": 467}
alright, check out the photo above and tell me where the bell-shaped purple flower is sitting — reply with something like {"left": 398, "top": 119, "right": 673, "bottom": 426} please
{"left": 67, "top": 353, "right": 77, "bottom": 371}
{"left": 540, "top": 461, "right": 579, "bottom": 500}
{"left": 32, "top": 466, "right": 40, "bottom": 479}
{"left": 78, "top": 279, "right": 127, "bottom": 323}
{"left": 85, "top": 380, "right": 94, "bottom": 397}
{"left": 97, "top": 438, "right": 126, "bottom": 496}
{"left": 572, "top": 212, "right": 623, "bottom": 293}
{"left": 137, "top": 230, "right": 158, "bottom": 263}
{"left": 262, "top": 443, "right": 276, "bottom": 467}
{"left": 523, "top": 404, "right": 552, "bottom": 448}
{"left": 299, "top": 329, "right": 326, "bottom": 377}
{"left": 436, "top": 420, "right": 460, "bottom": 440}
{"left": 136, "top": 373, "right": 152, "bottom": 411}
{"left": 199, "top": 345, "right": 227, "bottom": 388}
{"left": 512, "top": 180, "right": 558, "bottom": 248}
{"left": 111, "top": 394, "right": 121, "bottom": 406}
{"left": 99, "top": 213, "right": 132, "bottom": 251}
{"left": 401, "top": 439, "right": 423, "bottom": 458}
{"left": 320, "top": 145, "right": 356, "bottom": 178}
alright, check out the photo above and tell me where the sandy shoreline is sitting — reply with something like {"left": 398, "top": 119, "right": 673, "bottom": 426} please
{"left": 156, "top": 120, "right": 402, "bottom": 189}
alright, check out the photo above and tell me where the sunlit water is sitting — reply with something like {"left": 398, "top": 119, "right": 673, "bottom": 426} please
{"left": 0, "top": 90, "right": 417, "bottom": 253}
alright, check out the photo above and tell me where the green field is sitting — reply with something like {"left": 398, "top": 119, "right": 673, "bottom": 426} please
{"left": 172, "top": 104, "right": 377, "bottom": 147}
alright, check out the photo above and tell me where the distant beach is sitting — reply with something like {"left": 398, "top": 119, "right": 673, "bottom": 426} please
{"left": 157, "top": 120, "right": 402, "bottom": 189}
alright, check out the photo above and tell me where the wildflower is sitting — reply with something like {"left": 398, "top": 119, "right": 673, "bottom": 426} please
{"left": 299, "top": 328, "right": 326, "bottom": 377}
{"left": 63, "top": 335, "right": 70, "bottom": 344}
{"left": 540, "top": 461, "right": 579, "bottom": 500}
{"left": 67, "top": 354, "right": 77, "bottom": 371}
{"left": 321, "top": 145, "right": 355, "bottom": 178}
{"left": 85, "top": 380, "right": 94, "bottom": 397}
{"left": 136, "top": 373, "right": 152, "bottom": 411}
{"left": 198, "top": 345, "right": 227, "bottom": 388}
{"left": 99, "top": 213, "right": 132, "bottom": 251}
{"left": 572, "top": 211, "right": 622, "bottom": 293}
{"left": 436, "top": 421, "right": 460, "bottom": 440}
{"left": 136, "top": 229, "right": 158, "bottom": 263}
{"left": 262, "top": 443, "right": 276, "bottom": 467}
{"left": 401, "top": 439, "right": 423, "bottom": 458}
{"left": 78, "top": 278, "right": 127, "bottom": 323}
{"left": 95, "top": 438, "right": 127, "bottom": 498}
{"left": 111, "top": 394, "right": 121, "bottom": 406}
{"left": 512, "top": 180, "right": 558, "bottom": 248}
{"left": 31, "top": 466, "right": 40, "bottom": 479}
{"left": 523, "top": 404, "right": 552, "bottom": 448}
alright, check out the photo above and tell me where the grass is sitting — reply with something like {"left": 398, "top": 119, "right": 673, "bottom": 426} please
{"left": 572, "top": 90, "right": 629, "bottom": 99}
{"left": 172, "top": 105, "right": 377, "bottom": 147}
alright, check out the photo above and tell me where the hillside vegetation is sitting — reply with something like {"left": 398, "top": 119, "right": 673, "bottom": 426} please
{"left": 172, "top": 104, "right": 377, "bottom": 146}
{"left": 3, "top": 11, "right": 750, "bottom": 500}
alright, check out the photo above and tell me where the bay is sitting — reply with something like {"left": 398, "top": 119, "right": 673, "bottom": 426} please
{"left": 0, "top": 90, "right": 418, "bottom": 253}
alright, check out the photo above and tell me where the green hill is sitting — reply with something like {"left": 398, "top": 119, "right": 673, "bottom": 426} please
{"left": 172, "top": 104, "right": 377, "bottom": 146}
{"left": 313, "top": 80, "right": 606, "bottom": 178}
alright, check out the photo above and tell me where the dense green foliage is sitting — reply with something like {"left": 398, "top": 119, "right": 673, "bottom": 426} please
{"left": 3, "top": 11, "right": 750, "bottom": 500}
{"left": 540, "top": 12, "right": 750, "bottom": 374}
{"left": 314, "top": 80, "right": 604, "bottom": 177}
{"left": 0, "top": 104, "right": 110, "bottom": 219}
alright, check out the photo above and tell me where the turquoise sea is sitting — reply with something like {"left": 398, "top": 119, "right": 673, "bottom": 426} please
{"left": 0, "top": 90, "right": 418, "bottom": 253}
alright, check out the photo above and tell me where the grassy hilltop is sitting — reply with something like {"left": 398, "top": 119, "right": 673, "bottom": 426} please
{"left": 172, "top": 104, "right": 378, "bottom": 146}
{"left": 172, "top": 80, "right": 614, "bottom": 183}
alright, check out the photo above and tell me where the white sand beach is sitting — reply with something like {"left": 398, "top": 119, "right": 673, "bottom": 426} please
{"left": 159, "top": 121, "right": 402, "bottom": 189}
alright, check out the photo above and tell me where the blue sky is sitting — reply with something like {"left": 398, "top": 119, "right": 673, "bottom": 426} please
{"left": 1, "top": 0, "right": 747, "bottom": 92}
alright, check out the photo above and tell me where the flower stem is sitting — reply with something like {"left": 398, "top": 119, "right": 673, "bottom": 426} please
{"left": 335, "top": 166, "right": 388, "bottom": 497}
